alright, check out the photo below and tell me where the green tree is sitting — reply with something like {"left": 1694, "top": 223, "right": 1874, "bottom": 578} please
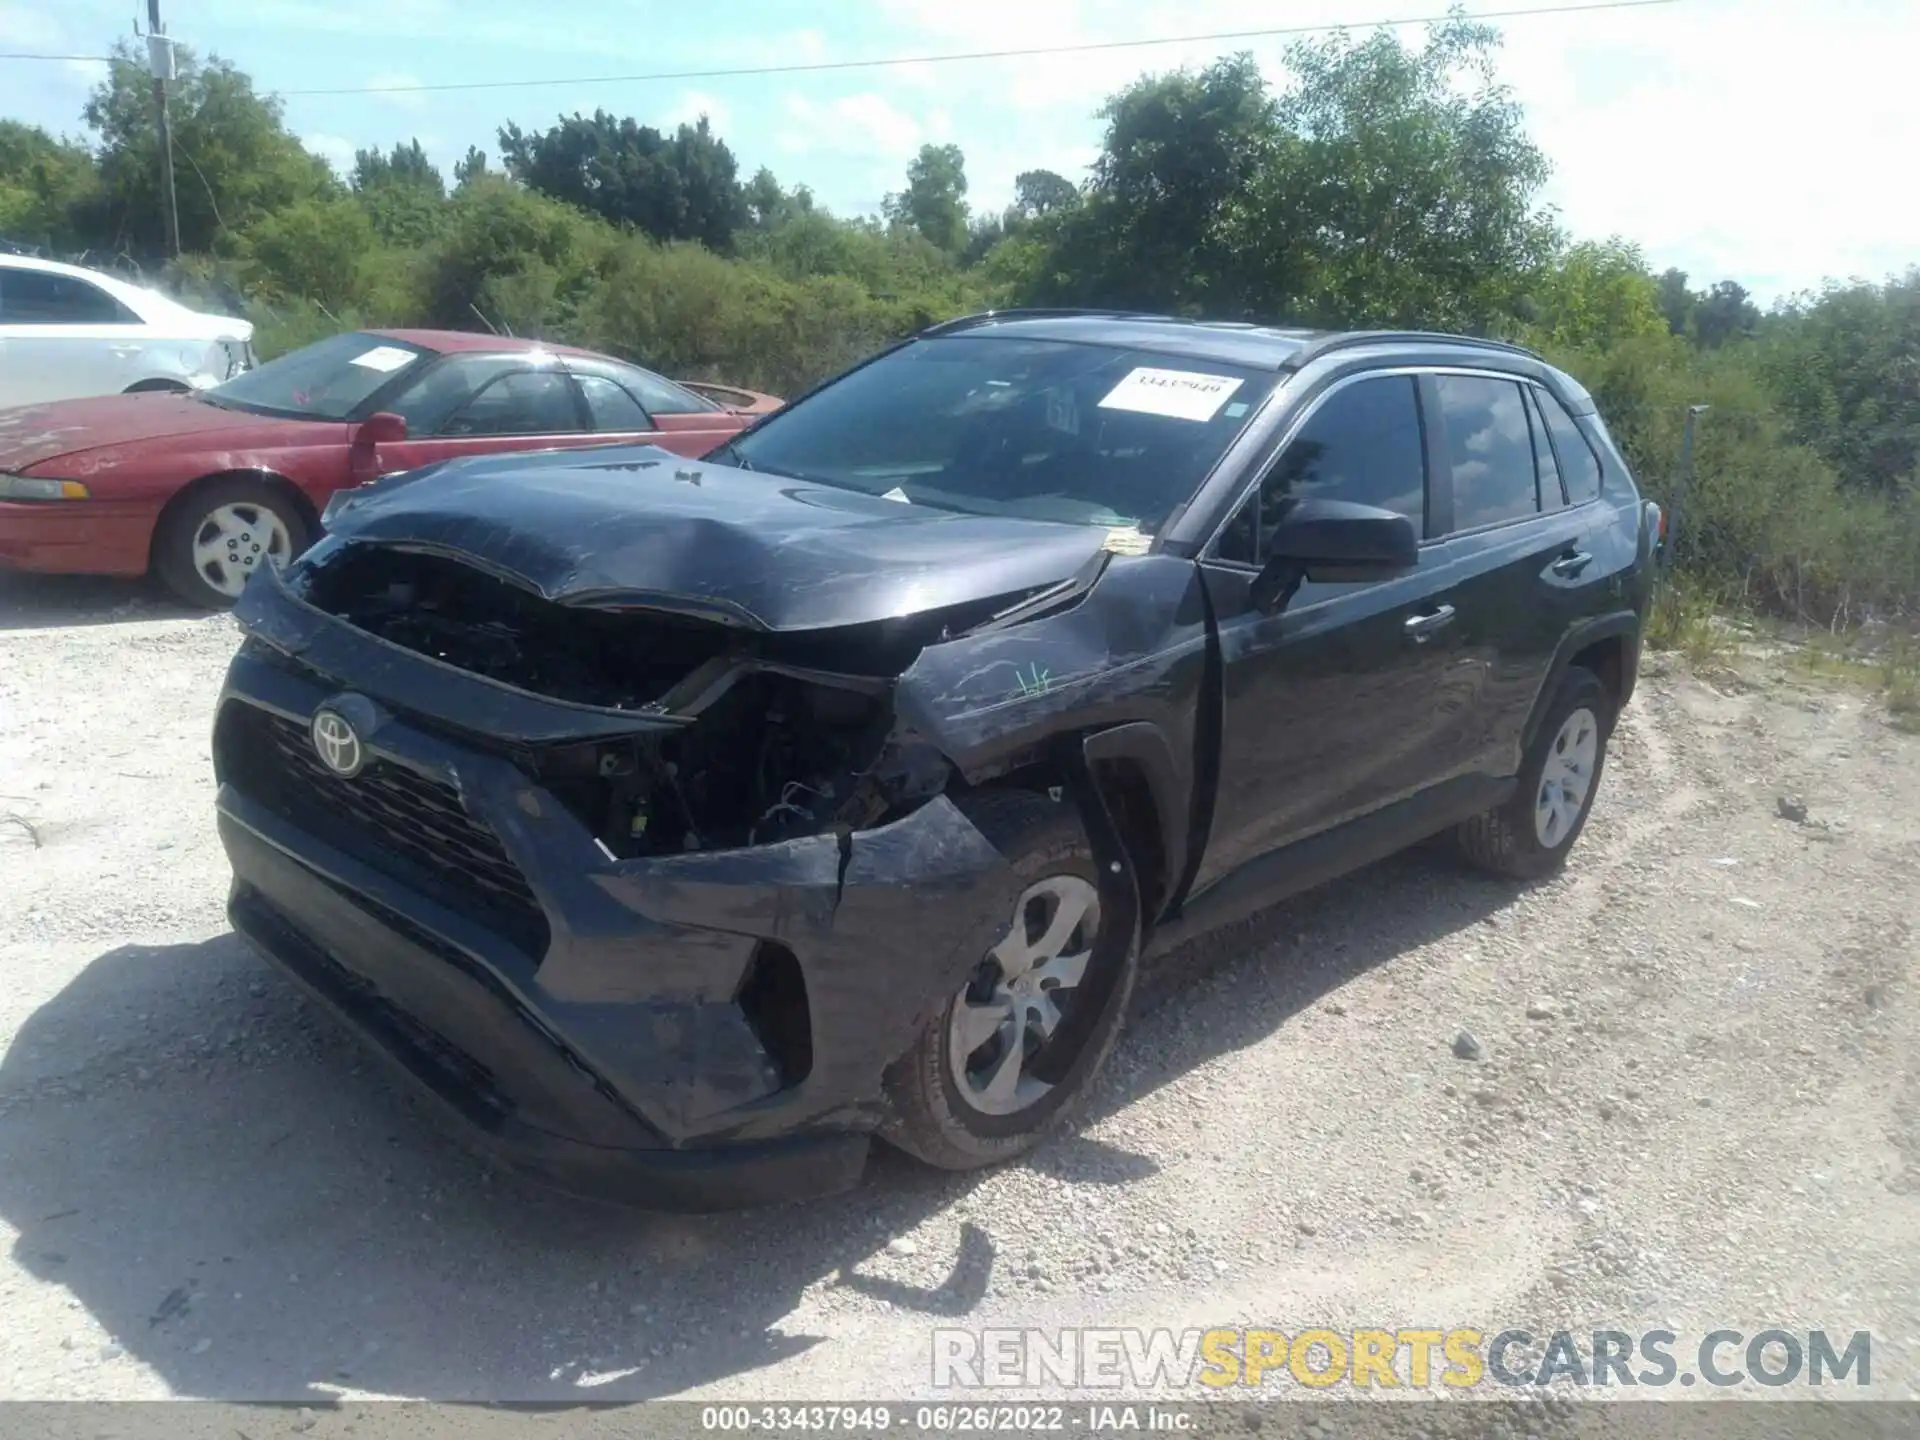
{"left": 350, "top": 138, "right": 446, "bottom": 248}
{"left": 1762, "top": 271, "right": 1920, "bottom": 497}
{"left": 1693, "top": 279, "right": 1760, "bottom": 348}
{"left": 0, "top": 122, "right": 100, "bottom": 254}
{"left": 498, "top": 110, "right": 746, "bottom": 251}
{"left": 1010, "top": 169, "right": 1079, "bottom": 221}
{"left": 1523, "top": 239, "right": 1669, "bottom": 351}
{"left": 241, "top": 194, "right": 377, "bottom": 309}
{"left": 883, "top": 143, "right": 970, "bottom": 255}
{"left": 1231, "top": 16, "right": 1558, "bottom": 328}
{"left": 452, "top": 145, "right": 489, "bottom": 189}
{"left": 1035, "top": 53, "right": 1275, "bottom": 310}
{"left": 1657, "top": 267, "right": 1694, "bottom": 337}
{"left": 80, "top": 41, "right": 335, "bottom": 255}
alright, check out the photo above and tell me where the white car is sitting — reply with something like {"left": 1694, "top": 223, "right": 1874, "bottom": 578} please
{"left": 0, "top": 253, "right": 254, "bottom": 408}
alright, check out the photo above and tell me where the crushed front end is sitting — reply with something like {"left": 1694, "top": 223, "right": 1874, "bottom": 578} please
{"left": 212, "top": 545, "right": 1033, "bottom": 1210}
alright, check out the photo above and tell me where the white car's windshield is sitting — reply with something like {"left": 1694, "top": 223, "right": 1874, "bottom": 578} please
{"left": 720, "top": 336, "right": 1277, "bottom": 531}
{"left": 203, "top": 332, "right": 432, "bottom": 420}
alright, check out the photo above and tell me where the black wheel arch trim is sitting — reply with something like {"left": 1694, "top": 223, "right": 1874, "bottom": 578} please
{"left": 1076, "top": 720, "right": 1189, "bottom": 928}
{"left": 1521, "top": 611, "right": 1642, "bottom": 753}
{"left": 1053, "top": 738, "right": 1144, "bottom": 1044}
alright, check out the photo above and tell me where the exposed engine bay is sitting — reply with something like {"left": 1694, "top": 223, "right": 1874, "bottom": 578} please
{"left": 298, "top": 544, "right": 953, "bottom": 859}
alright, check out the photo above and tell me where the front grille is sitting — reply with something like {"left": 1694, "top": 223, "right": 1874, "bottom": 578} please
{"left": 217, "top": 701, "right": 550, "bottom": 958}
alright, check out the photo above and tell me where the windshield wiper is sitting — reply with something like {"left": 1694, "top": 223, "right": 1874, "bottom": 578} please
{"left": 708, "top": 438, "right": 755, "bottom": 472}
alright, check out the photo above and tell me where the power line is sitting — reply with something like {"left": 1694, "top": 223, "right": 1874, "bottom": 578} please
{"left": 278, "top": 0, "right": 1679, "bottom": 98}
{"left": 0, "top": 52, "right": 113, "bottom": 62}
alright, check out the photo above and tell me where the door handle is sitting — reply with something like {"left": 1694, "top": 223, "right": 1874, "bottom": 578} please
{"left": 1403, "top": 604, "right": 1456, "bottom": 641}
{"left": 110, "top": 343, "right": 144, "bottom": 355}
{"left": 1550, "top": 550, "right": 1593, "bottom": 578}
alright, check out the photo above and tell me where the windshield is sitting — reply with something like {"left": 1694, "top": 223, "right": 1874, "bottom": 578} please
{"left": 204, "top": 332, "right": 432, "bottom": 420}
{"left": 720, "top": 336, "right": 1277, "bottom": 530}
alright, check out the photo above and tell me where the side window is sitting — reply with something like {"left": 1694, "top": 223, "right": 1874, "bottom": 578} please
{"left": 607, "top": 361, "right": 716, "bottom": 416}
{"left": 440, "top": 370, "right": 582, "bottom": 437}
{"left": 576, "top": 375, "right": 655, "bottom": 432}
{"left": 1214, "top": 375, "right": 1426, "bottom": 564}
{"left": 0, "top": 268, "right": 140, "bottom": 324}
{"left": 1523, "top": 386, "right": 1567, "bottom": 509}
{"left": 1435, "top": 375, "right": 1539, "bottom": 531}
{"left": 1534, "top": 387, "right": 1604, "bottom": 505}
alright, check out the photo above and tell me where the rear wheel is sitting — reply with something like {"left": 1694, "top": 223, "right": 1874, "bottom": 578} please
{"left": 880, "top": 789, "right": 1137, "bottom": 1170}
{"left": 1454, "top": 666, "right": 1614, "bottom": 879}
{"left": 153, "top": 478, "right": 310, "bottom": 609}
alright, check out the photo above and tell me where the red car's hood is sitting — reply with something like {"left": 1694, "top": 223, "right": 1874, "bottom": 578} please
{"left": 0, "top": 393, "right": 337, "bottom": 475}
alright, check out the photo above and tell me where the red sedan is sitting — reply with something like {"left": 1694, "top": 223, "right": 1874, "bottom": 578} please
{"left": 0, "top": 328, "right": 780, "bottom": 608}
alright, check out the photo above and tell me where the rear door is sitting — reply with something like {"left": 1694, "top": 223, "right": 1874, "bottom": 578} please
{"left": 1422, "top": 371, "right": 1607, "bottom": 781}
{"left": 566, "top": 357, "right": 746, "bottom": 458}
{"left": 1189, "top": 371, "right": 1481, "bottom": 890}
{"left": 0, "top": 265, "right": 149, "bottom": 405}
{"left": 368, "top": 353, "right": 602, "bottom": 476}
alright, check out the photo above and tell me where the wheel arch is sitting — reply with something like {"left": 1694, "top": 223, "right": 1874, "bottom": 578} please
{"left": 1521, "top": 612, "right": 1641, "bottom": 753}
{"left": 148, "top": 468, "right": 321, "bottom": 573}
{"left": 969, "top": 720, "right": 1187, "bottom": 934}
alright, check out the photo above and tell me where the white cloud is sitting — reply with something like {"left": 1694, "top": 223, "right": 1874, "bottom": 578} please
{"left": 781, "top": 91, "right": 923, "bottom": 161}
{"left": 662, "top": 89, "right": 732, "bottom": 133}
{"left": 365, "top": 71, "right": 428, "bottom": 111}
{"left": 0, "top": 1, "right": 63, "bottom": 48}
{"left": 302, "top": 132, "right": 358, "bottom": 178}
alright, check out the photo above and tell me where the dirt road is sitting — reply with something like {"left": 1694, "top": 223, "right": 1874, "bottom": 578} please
{"left": 2, "top": 574, "right": 1916, "bottom": 1409}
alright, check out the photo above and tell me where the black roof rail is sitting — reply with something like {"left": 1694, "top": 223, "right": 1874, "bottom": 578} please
{"left": 1280, "top": 329, "right": 1545, "bottom": 371}
{"left": 918, "top": 307, "right": 1182, "bottom": 336}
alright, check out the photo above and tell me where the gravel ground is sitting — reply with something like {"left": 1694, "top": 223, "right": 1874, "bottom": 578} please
{"left": 2, "top": 571, "right": 1918, "bottom": 1414}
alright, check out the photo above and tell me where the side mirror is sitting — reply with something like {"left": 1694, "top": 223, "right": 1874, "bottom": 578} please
{"left": 349, "top": 412, "right": 407, "bottom": 484}
{"left": 357, "top": 411, "right": 408, "bottom": 445}
{"left": 1250, "top": 497, "right": 1420, "bottom": 614}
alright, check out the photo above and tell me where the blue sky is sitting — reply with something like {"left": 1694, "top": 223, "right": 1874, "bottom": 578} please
{"left": 4, "top": 0, "right": 1916, "bottom": 306}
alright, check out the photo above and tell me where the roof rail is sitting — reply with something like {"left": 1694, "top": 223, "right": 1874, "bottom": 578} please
{"left": 1280, "top": 329, "right": 1544, "bottom": 370}
{"left": 918, "top": 307, "right": 1181, "bottom": 336}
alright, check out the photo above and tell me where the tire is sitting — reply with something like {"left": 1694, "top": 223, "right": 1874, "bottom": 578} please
{"left": 153, "top": 477, "right": 311, "bottom": 610}
{"left": 1454, "top": 665, "right": 1615, "bottom": 880}
{"left": 879, "top": 788, "right": 1138, "bottom": 1171}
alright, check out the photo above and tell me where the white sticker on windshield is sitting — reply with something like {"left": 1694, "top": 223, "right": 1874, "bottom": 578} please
{"left": 1097, "top": 366, "right": 1243, "bottom": 423}
{"left": 349, "top": 345, "right": 416, "bottom": 373}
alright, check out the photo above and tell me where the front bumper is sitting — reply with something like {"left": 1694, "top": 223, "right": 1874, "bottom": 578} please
{"left": 214, "top": 578, "right": 1024, "bottom": 1210}
{"left": 0, "top": 498, "right": 154, "bottom": 576}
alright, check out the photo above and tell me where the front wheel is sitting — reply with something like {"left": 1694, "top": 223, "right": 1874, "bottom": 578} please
{"left": 1454, "top": 665, "right": 1615, "bottom": 879}
{"left": 153, "top": 478, "right": 310, "bottom": 609}
{"left": 880, "top": 789, "right": 1137, "bottom": 1171}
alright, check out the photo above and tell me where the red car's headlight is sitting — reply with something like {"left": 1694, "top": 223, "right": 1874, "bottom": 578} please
{"left": 0, "top": 474, "right": 90, "bottom": 501}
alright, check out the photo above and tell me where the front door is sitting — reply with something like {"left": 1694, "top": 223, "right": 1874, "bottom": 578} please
{"left": 1188, "top": 371, "right": 1487, "bottom": 893}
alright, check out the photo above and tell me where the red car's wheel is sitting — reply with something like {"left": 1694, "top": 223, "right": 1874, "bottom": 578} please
{"left": 153, "top": 477, "right": 312, "bottom": 610}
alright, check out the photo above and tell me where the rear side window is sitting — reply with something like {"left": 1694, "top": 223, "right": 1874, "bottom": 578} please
{"left": 1435, "top": 375, "right": 1538, "bottom": 531}
{"left": 1534, "top": 387, "right": 1604, "bottom": 504}
{"left": 1523, "top": 387, "right": 1567, "bottom": 509}
{"left": 0, "top": 267, "right": 140, "bottom": 324}
{"left": 605, "top": 360, "right": 717, "bottom": 416}
{"left": 1215, "top": 374, "right": 1426, "bottom": 563}
{"left": 576, "top": 374, "right": 654, "bottom": 432}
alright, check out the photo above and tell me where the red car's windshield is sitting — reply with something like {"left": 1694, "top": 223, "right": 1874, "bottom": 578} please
{"left": 203, "top": 332, "right": 434, "bottom": 421}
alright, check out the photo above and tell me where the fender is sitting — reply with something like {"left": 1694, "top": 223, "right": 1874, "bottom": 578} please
{"left": 1521, "top": 610, "right": 1643, "bottom": 752}
{"left": 1078, "top": 720, "right": 1189, "bottom": 928}
{"left": 1050, "top": 739, "right": 1144, "bottom": 1062}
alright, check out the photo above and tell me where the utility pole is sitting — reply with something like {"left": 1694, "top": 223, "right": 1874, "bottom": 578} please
{"left": 146, "top": 0, "right": 181, "bottom": 257}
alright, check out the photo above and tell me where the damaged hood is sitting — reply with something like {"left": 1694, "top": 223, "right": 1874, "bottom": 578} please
{"left": 314, "top": 444, "right": 1116, "bottom": 631}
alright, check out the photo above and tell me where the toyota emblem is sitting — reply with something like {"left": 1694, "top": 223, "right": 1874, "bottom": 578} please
{"left": 310, "top": 707, "right": 365, "bottom": 778}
